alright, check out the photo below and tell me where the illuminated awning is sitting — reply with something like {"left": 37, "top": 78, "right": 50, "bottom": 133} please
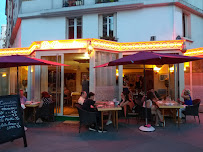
{"left": 0, "top": 39, "right": 185, "bottom": 56}
{"left": 184, "top": 47, "right": 203, "bottom": 56}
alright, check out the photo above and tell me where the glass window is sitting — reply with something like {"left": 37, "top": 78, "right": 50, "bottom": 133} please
{"left": 68, "top": 17, "right": 82, "bottom": 39}
{"left": 77, "top": 18, "right": 82, "bottom": 38}
{"left": 182, "top": 13, "right": 191, "bottom": 38}
{"left": 102, "top": 14, "right": 114, "bottom": 37}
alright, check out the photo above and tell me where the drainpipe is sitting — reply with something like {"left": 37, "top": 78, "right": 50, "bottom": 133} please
{"left": 172, "top": 0, "right": 175, "bottom": 40}
{"left": 51, "top": 0, "right": 53, "bottom": 9}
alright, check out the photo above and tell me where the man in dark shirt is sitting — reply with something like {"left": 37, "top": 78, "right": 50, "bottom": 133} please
{"left": 82, "top": 92, "right": 107, "bottom": 133}
{"left": 82, "top": 92, "right": 96, "bottom": 112}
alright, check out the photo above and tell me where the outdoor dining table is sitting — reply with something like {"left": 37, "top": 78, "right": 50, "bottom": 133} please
{"left": 25, "top": 103, "right": 40, "bottom": 123}
{"left": 156, "top": 100, "right": 184, "bottom": 128}
{"left": 96, "top": 101, "right": 122, "bottom": 132}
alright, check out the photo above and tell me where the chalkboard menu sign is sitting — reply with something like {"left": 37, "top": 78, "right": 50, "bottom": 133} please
{"left": 0, "top": 95, "right": 27, "bottom": 147}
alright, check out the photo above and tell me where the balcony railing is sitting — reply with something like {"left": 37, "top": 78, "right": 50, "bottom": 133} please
{"left": 63, "top": 0, "right": 84, "bottom": 7}
{"left": 95, "top": 0, "right": 118, "bottom": 4}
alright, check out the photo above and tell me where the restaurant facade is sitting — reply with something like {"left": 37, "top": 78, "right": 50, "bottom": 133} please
{"left": 2, "top": 0, "right": 203, "bottom": 116}
{"left": 0, "top": 38, "right": 196, "bottom": 116}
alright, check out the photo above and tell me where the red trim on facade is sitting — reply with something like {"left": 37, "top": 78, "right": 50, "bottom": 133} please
{"left": 143, "top": 2, "right": 203, "bottom": 18}
{"left": 143, "top": 2, "right": 174, "bottom": 8}
{"left": 175, "top": 2, "right": 203, "bottom": 18}
{"left": 10, "top": 18, "right": 21, "bottom": 45}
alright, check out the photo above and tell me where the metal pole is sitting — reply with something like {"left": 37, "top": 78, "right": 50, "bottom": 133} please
{"left": 56, "top": 55, "right": 58, "bottom": 115}
{"left": 168, "top": 64, "right": 171, "bottom": 97}
{"left": 17, "top": 66, "right": 19, "bottom": 94}
{"left": 144, "top": 64, "right": 148, "bottom": 125}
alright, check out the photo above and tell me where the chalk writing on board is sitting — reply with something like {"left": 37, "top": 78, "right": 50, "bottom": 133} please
{"left": 0, "top": 99, "right": 22, "bottom": 131}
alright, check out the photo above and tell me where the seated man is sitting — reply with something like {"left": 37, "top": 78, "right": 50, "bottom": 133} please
{"left": 78, "top": 91, "right": 87, "bottom": 105}
{"left": 82, "top": 92, "right": 107, "bottom": 133}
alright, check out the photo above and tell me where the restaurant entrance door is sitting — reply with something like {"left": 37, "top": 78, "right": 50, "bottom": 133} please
{"left": 40, "top": 54, "right": 64, "bottom": 116}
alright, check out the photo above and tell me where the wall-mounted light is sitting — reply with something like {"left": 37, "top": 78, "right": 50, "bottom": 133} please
{"left": 84, "top": 52, "right": 90, "bottom": 59}
{"left": 170, "top": 66, "right": 174, "bottom": 73}
{"left": 116, "top": 69, "right": 119, "bottom": 76}
{"left": 87, "top": 41, "right": 93, "bottom": 55}
{"left": 153, "top": 66, "right": 161, "bottom": 73}
{"left": 2, "top": 73, "right": 6, "bottom": 77}
{"left": 184, "top": 62, "right": 189, "bottom": 71}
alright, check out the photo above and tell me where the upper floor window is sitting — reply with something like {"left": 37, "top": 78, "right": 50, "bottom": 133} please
{"left": 67, "top": 17, "right": 82, "bottom": 39}
{"left": 103, "top": 14, "right": 114, "bottom": 37}
{"left": 182, "top": 12, "right": 191, "bottom": 38}
{"left": 96, "top": 0, "right": 118, "bottom": 4}
{"left": 63, "top": 0, "right": 84, "bottom": 7}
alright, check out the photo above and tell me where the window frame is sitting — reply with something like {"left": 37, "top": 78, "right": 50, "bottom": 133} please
{"left": 66, "top": 17, "right": 82, "bottom": 39}
{"left": 102, "top": 14, "right": 114, "bottom": 37}
{"left": 182, "top": 12, "right": 191, "bottom": 39}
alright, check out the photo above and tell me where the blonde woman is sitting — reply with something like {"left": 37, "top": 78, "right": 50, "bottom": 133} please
{"left": 177, "top": 89, "right": 192, "bottom": 119}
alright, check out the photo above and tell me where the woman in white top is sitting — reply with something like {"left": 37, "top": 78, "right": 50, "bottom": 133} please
{"left": 143, "top": 90, "right": 164, "bottom": 126}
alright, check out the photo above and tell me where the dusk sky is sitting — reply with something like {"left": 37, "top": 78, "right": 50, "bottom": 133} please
{"left": 0, "top": 0, "right": 6, "bottom": 32}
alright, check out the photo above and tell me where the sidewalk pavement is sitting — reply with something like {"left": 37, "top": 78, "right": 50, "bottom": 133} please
{"left": 1, "top": 113, "right": 203, "bottom": 152}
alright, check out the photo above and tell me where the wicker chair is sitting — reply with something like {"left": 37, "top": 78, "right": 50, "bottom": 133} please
{"left": 75, "top": 104, "right": 97, "bottom": 133}
{"left": 183, "top": 99, "right": 201, "bottom": 124}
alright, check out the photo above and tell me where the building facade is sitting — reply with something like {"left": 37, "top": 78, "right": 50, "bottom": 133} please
{"left": 2, "top": 0, "right": 203, "bottom": 116}
{"left": 0, "top": 25, "right": 6, "bottom": 48}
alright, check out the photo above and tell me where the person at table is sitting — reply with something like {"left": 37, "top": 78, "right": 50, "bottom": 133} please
{"left": 149, "top": 89, "right": 162, "bottom": 100}
{"left": 143, "top": 91, "right": 164, "bottom": 126}
{"left": 178, "top": 89, "right": 192, "bottom": 105}
{"left": 82, "top": 92, "right": 107, "bottom": 133}
{"left": 36, "top": 91, "right": 53, "bottom": 123}
{"left": 78, "top": 91, "right": 87, "bottom": 105}
{"left": 177, "top": 89, "right": 192, "bottom": 119}
{"left": 20, "top": 89, "right": 27, "bottom": 105}
{"left": 19, "top": 90, "right": 28, "bottom": 131}
{"left": 120, "top": 91, "right": 135, "bottom": 117}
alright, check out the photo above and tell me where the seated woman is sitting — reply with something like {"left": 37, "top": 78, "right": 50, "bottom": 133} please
{"left": 143, "top": 91, "right": 164, "bottom": 126}
{"left": 120, "top": 91, "right": 135, "bottom": 117}
{"left": 36, "top": 91, "right": 53, "bottom": 123}
{"left": 177, "top": 89, "right": 192, "bottom": 119}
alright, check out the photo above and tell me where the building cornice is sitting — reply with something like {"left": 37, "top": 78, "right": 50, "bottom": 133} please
{"left": 19, "top": 3, "right": 144, "bottom": 19}
{"left": 175, "top": 2, "right": 203, "bottom": 18}
{"left": 18, "top": 2, "right": 203, "bottom": 19}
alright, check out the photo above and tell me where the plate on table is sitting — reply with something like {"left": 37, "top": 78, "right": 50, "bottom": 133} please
{"left": 31, "top": 102, "right": 40, "bottom": 105}
{"left": 25, "top": 101, "right": 32, "bottom": 105}
{"left": 97, "top": 105, "right": 104, "bottom": 108}
{"left": 165, "top": 103, "right": 174, "bottom": 106}
{"left": 157, "top": 101, "right": 163, "bottom": 104}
